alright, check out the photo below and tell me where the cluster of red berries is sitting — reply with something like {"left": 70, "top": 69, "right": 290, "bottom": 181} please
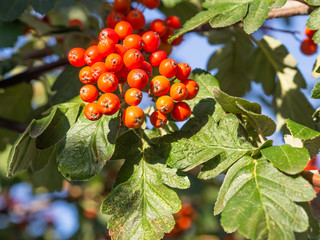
{"left": 300, "top": 27, "right": 318, "bottom": 55}
{"left": 67, "top": 12, "right": 199, "bottom": 129}
{"left": 106, "top": 0, "right": 183, "bottom": 56}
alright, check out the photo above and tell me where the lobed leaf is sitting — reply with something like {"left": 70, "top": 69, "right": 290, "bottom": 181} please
{"left": 215, "top": 156, "right": 315, "bottom": 240}
{"left": 164, "top": 114, "right": 255, "bottom": 179}
{"left": 307, "top": 8, "right": 320, "bottom": 43}
{"left": 102, "top": 130, "right": 189, "bottom": 240}
{"left": 243, "top": 0, "right": 269, "bottom": 34}
{"left": 57, "top": 113, "right": 120, "bottom": 181}
{"left": 312, "top": 80, "right": 320, "bottom": 99}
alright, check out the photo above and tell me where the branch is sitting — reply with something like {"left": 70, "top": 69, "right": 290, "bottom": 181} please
{"left": 0, "top": 58, "right": 68, "bottom": 89}
{"left": 0, "top": 117, "right": 28, "bottom": 133}
{"left": 193, "top": 0, "right": 318, "bottom": 32}
{"left": 301, "top": 170, "right": 320, "bottom": 188}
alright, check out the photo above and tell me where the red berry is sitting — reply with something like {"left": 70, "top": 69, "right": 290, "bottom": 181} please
{"left": 150, "top": 19, "right": 167, "bottom": 38}
{"left": 80, "top": 85, "right": 99, "bottom": 102}
{"left": 114, "top": 21, "right": 133, "bottom": 40}
{"left": 171, "top": 102, "right": 191, "bottom": 121}
{"left": 90, "top": 62, "right": 107, "bottom": 81}
{"left": 79, "top": 66, "right": 95, "bottom": 84}
{"left": 165, "top": 16, "right": 181, "bottom": 29}
{"left": 140, "top": 61, "right": 152, "bottom": 77}
{"left": 127, "top": 69, "right": 149, "bottom": 89}
{"left": 123, "top": 106, "right": 145, "bottom": 129}
{"left": 170, "top": 82, "right": 188, "bottom": 102}
{"left": 113, "top": 0, "right": 131, "bottom": 13}
{"left": 159, "top": 58, "right": 178, "bottom": 78}
{"left": 123, "top": 49, "right": 144, "bottom": 69}
{"left": 85, "top": 45, "right": 104, "bottom": 66}
{"left": 84, "top": 103, "right": 102, "bottom": 121}
{"left": 156, "top": 96, "right": 174, "bottom": 114}
{"left": 98, "top": 72, "right": 119, "bottom": 93}
{"left": 172, "top": 35, "right": 183, "bottom": 46}
{"left": 142, "top": 31, "right": 160, "bottom": 52}
{"left": 150, "top": 75, "right": 170, "bottom": 96}
{"left": 99, "top": 28, "right": 119, "bottom": 43}
{"left": 176, "top": 63, "right": 191, "bottom": 81}
{"left": 97, "top": 37, "right": 116, "bottom": 57}
{"left": 115, "top": 44, "right": 128, "bottom": 57}
{"left": 68, "top": 19, "right": 84, "bottom": 29}
{"left": 305, "top": 27, "right": 316, "bottom": 38}
{"left": 124, "top": 88, "right": 143, "bottom": 106}
{"left": 97, "top": 93, "right": 120, "bottom": 115}
{"left": 115, "top": 66, "right": 130, "bottom": 84}
{"left": 126, "top": 10, "right": 145, "bottom": 30}
{"left": 149, "top": 50, "right": 167, "bottom": 67}
{"left": 142, "top": 0, "right": 160, "bottom": 9}
{"left": 105, "top": 53, "right": 123, "bottom": 72}
{"left": 106, "top": 11, "right": 126, "bottom": 28}
{"left": 181, "top": 79, "right": 199, "bottom": 100}
{"left": 300, "top": 38, "right": 317, "bottom": 55}
{"left": 123, "top": 34, "right": 143, "bottom": 50}
{"left": 68, "top": 48, "right": 86, "bottom": 67}
{"left": 150, "top": 111, "right": 167, "bottom": 128}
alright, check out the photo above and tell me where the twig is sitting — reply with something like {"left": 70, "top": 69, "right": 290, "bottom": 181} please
{"left": 0, "top": 117, "right": 28, "bottom": 133}
{"left": 0, "top": 58, "right": 68, "bottom": 89}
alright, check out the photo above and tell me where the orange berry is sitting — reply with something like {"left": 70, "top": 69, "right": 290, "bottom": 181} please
{"left": 80, "top": 85, "right": 99, "bottom": 103}
{"left": 170, "top": 82, "right": 188, "bottom": 102}
{"left": 156, "top": 96, "right": 174, "bottom": 114}
{"left": 84, "top": 103, "right": 102, "bottom": 121}
{"left": 105, "top": 53, "right": 123, "bottom": 72}
{"left": 126, "top": 10, "right": 145, "bottom": 30}
{"left": 97, "top": 93, "right": 120, "bottom": 115}
{"left": 171, "top": 102, "right": 191, "bottom": 121}
{"left": 300, "top": 38, "right": 317, "bottom": 55}
{"left": 123, "top": 106, "right": 145, "bottom": 129}
{"left": 150, "top": 111, "right": 167, "bottom": 128}
{"left": 159, "top": 58, "right": 178, "bottom": 78}
{"left": 124, "top": 88, "right": 143, "bottom": 106}
{"left": 150, "top": 76, "right": 170, "bottom": 96}
{"left": 182, "top": 79, "right": 199, "bottom": 100}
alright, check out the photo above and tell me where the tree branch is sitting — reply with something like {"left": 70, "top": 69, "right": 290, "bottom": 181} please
{"left": 0, "top": 58, "right": 68, "bottom": 89}
{"left": 0, "top": 117, "right": 28, "bottom": 133}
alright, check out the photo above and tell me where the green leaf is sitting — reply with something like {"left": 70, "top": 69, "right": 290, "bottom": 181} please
{"left": 286, "top": 119, "right": 320, "bottom": 140}
{"left": 261, "top": 145, "right": 309, "bottom": 175}
{"left": 0, "top": 0, "right": 28, "bottom": 21}
{"left": 164, "top": 114, "right": 255, "bottom": 178}
{"left": 0, "top": 20, "right": 25, "bottom": 48}
{"left": 312, "top": 55, "right": 320, "bottom": 79}
{"left": 306, "top": 0, "right": 320, "bottom": 5}
{"left": 187, "top": 69, "right": 219, "bottom": 116}
{"left": 57, "top": 113, "right": 120, "bottom": 181}
{"left": 30, "top": 107, "right": 58, "bottom": 138}
{"left": 270, "top": 0, "right": 287, "bottom": 8}
{"left": 312, "top": 80, "right": 320, "bottom": 99}
{"left": 307, "top": 8, "right": 320, "bottom": 43}
{"left": 243, "top": 0, "right": 269, "bottom": 34}
{"left": 7, "top": 122, "right": 57, "bottom": 177}
{"left": 49, "top": 65, "right": 83, "bottom": 106}
{"left": 161, "top": 0, "right": 183, "bottom": 8}
{"left": 102, "top": 130, "right": 189, "bottom": 240}
{"left": 0, "top": 59, "right": 17, "bottom": 76}
{"left": 169, "top": 10, "right": 216, "bottom": 41}
{"left": 215, "top": 156, "right": 315, "bottom": 240}
{"left": 207, "top": 28, "right": 254, "bottom": 96}
{"left": 30, "top": 0, "right": 56, "bottom": 14}
{"left": 212, "top": 87, "right": 276, "bottom": 136}
{"left": 286, "top": 119, "right": 320, "bottom": 159}
{"left": 159, "top": 1, "right": 200, "bottom": 24}
{"left": 0, "top": 83, "right": 32, "bottom": 122}
{"left": 35, "top": 100, "right": 84, "bottom": 149}
{"left": 253, "top": 35, "right": 314, "bottom": 130}
{"left": 209, "top": 4, "right": 247, "bottom": 28}
{"left": 212, "top": 86, "right": 261, "bottom": 114}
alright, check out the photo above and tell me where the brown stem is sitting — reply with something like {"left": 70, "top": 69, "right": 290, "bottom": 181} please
{"left": 301, "top": 170, "right": 320, "bottom": 188}
{"left": 0, "top": 58, "right": 68, "bottom": 89}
